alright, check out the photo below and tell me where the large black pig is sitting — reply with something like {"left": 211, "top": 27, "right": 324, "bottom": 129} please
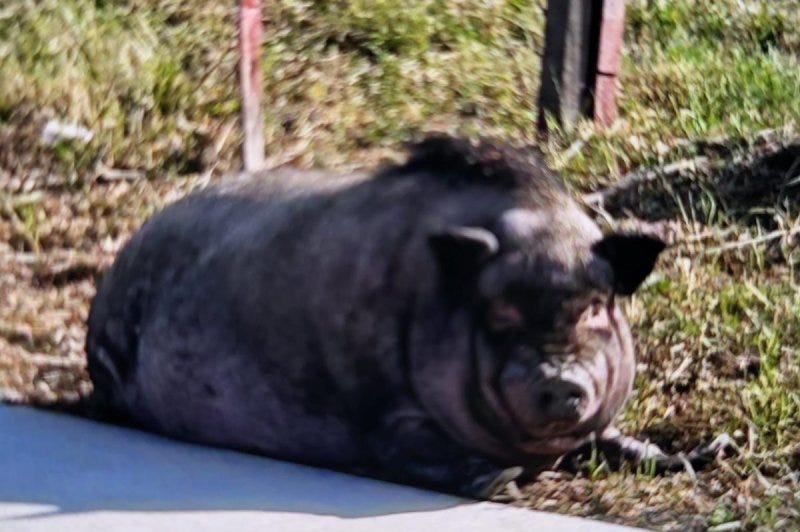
{"left": 86, "top": 135, "right": 706, "bottom": 498}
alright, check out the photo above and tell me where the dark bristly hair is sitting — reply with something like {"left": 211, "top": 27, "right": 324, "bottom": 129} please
{"left": 379, "top": 134, "right": 563, "bottom": 193}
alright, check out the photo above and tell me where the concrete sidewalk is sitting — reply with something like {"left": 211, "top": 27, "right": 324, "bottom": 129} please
{"left": 0, "top": 405, "right": 642, "bottom": 531}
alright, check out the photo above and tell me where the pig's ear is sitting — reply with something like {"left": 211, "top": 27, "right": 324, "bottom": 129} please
{"left": 429, "top": 227, "right": 499, "bottom": 298}
{"left": 591, "top": 234, "right": 666, "bottom": 296}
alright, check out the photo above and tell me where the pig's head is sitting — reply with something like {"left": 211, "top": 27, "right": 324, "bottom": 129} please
{"left": 425, "top": 202, "right": 665, "bottom": 458}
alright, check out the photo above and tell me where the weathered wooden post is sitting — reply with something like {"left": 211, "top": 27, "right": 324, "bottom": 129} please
{"left": 238, "top": 0, "right": 265, "bottom": 171}
{"left": 537, "top": 0, "right": 626, "bottom": 131}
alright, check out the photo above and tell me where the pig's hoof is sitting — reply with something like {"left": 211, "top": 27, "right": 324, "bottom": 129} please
{"left": 655, "top": 432, "right": 735, "bottom": 474}
{"left": 467, "top": 466, "right": 524, "bottom": 499}
{"left": 686, "top": 432, "right": 735, "bottom": 469}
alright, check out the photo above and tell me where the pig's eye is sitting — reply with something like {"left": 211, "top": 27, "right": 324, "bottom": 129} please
{"left": 485, "top": 300, "right": 524, "bottom": 333}
{"left": 582, "top": 296, "right": 611, "bottom": 330}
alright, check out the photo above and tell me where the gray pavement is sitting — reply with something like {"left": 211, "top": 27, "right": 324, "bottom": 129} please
{"left": 0, "top": 405, "right": 643, "bottom": 531}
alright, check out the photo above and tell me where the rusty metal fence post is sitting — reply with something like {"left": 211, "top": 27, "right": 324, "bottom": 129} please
{"left": 239, "top": 0, "right": 265, "bottom": 171}
{"left": 593, "top": 0, "right": 626, "bottom": 126}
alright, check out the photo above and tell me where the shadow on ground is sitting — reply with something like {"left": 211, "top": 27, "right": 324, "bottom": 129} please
{"left": 602, "top": 140, "right": 800, "bottom": 230}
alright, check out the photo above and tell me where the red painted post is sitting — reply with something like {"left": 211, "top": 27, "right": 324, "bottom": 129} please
{"left": 239, "top": 0, "right": 265, "bottom": 171}
{"left": 593, "top": 0, "right": 626, "bottom": 126}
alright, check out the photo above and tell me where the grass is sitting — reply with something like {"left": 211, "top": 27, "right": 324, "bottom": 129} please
{"left": 1, "top": 0, "right": 800, "bottom": 529}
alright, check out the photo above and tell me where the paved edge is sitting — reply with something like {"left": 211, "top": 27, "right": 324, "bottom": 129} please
{"left": 0, "top": 405, "right": 645, "bottom": 531}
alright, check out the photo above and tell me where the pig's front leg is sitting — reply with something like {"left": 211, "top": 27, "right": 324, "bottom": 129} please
{"left": 560, "top": 426, "right": 732, "bottom": 474}
{"left": 368, "top": 408, "right": 523, "bottom": 499}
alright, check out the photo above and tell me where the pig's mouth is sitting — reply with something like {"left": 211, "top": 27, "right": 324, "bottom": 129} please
{"left": 517, "top": 383, "right": 605, "bottom": 440}
{"left": 471, "top": 380, "right": 593, "bottom": 456}
{"left": 473, "top": 355, "right": 604, "bottom": 456}
{"left": 469, "top": 335, "right": 614, "bottom": 458}
{"left": 511, "top": 410, "right": 600, "bottom": 455}
{"left": 516, "top": 433, "right": 589, "bottom": 455}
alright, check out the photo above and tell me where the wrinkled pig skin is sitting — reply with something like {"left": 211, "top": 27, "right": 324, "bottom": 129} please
{"left": 87, "top": 135, "right": 689, "bottom": 498}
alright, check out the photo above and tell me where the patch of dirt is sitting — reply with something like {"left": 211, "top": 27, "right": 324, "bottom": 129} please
{"left": 0, "top": 175, "right": 206, "bottom": 403}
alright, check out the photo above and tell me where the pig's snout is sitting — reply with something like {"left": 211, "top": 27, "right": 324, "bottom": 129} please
{"left": 532, "top": 378, "right": 589, "bottom": 424}
{"left": 499, "top": 360, "right": 601, "bottom": 440}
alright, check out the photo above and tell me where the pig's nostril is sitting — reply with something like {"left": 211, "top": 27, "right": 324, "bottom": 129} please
{"left": 534, "top": 382, "right": 587, "bottom": 422}
{"left": 538, "top": 391, "right": 554, "bottom": 409}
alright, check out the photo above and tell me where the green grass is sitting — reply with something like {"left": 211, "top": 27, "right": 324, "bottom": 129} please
{"left": 2, "top": 0, "right": 797, "bottom": 174}
{"left": 2, "top": 0, "right": 800, "bottom": 529}
{"left": 554, "top": 0, "right": 800, "bottom": 181}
